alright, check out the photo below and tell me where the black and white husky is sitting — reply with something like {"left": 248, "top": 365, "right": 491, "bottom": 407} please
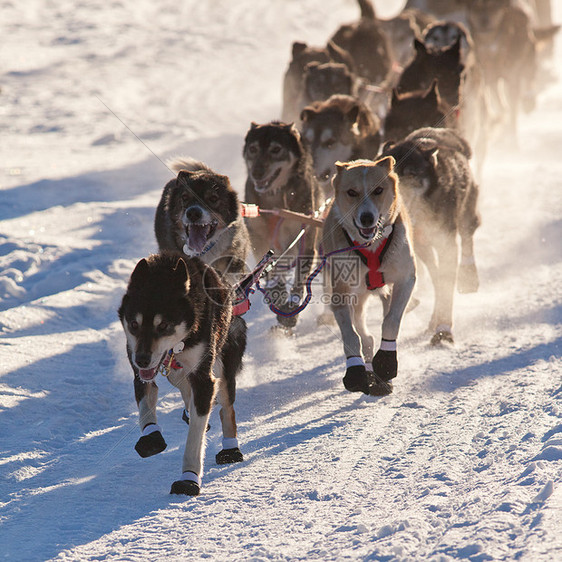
{"left": 118, "top": 253, "right": 246, "bottom": 496}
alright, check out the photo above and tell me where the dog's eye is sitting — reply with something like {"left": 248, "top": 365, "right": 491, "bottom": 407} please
{"left": 323, "top": 139, "right": 335, "bottom": 149}
{"left": 246, "top": 144, "right": 258, "bottom": 157}
{"left": 374, "top": 186, "right": 383, "bottom": 195}
{"left": 269, "top": 144, "right": 282, "bottom": 155}
{"left": 207, "top": 193, "right": 219, "bottom": 204}
{"left": 346, "top": 189, "right": 359, "bottom": 198}
{"left": 156, "top": 322, "right": 168, "bottom": 333}
{"left": 129, "top": 320, "right": 139, "bottom": 332}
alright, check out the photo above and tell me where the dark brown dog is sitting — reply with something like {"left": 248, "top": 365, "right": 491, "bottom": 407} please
{"left": 384, "top": 80, "right": 453, "bottom": 142}
{"left": 281, "top": 41, "right": 355, "bottom": 124}
{"left": 300, "top": 94, "right": 381, "bottom": 194}
{"left": 243, "top": 121, "right": 323, "bottom": 331}
{"left": 382, "top": 127, "right": 481, "bottom": 346}
{"left": 330, "top": 0, "right": 393, "bottom": 86}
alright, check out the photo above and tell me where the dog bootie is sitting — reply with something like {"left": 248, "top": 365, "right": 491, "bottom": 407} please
{"left": 371, "top": 349, "right": 397, "bottom": 381}
{"left": 216, "top": 448, "right": 244, "bottom": 464}
{"left": 170, "top": 471, "right": 200, "bottom": 496}
{"left": 368, "top": 349, "right": 396, "bottom": 396}
{"left": 343, "top": 365, "right": 372, "bottom": 394}
{"left": 135, "top": 424, "right": 167, "bottom": 458}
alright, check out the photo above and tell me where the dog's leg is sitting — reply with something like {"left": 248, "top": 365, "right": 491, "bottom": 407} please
{"left": 134, "top": 376, "right": 167, "bottom": 458}
{"left": 352, "top": 291, "right": 374, "bottom": 364}
{"left": 215, "top": 320, "right": 245, "bottom": 464}
{"left": 371, "top": 272, "right": 416, "bottom": 393}
{"left": 169, "top": 366, "right": 216, "bottom": 496}
{"left": 429, "top": 234, "right": 459, "bottom": 346}
{"left": 457, "top": 182, "right": 481, "bottom": 294}
{"left": 215, "top": 378, "right": 243, "bottom": 465}
{"left": 332, "top": 286, "right": 373, "bottom": 395}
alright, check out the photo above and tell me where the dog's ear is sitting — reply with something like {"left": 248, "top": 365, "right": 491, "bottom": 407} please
{"left": 327, "top": 40, "right": 355, "bottom": 72}
{"left": 418, "top": 140, "right": 439, "bottom": 168}
{"left": 250, "top": 121, "right": 259, "bottom": 130}
{"left": 447, "top": 36, "right": 461, "bottom": 60}
{"left": 174, "top": 258, "right": 190, "bottom": 292}
{"left": 332, "top": 161, "right": 347, "bottom": 190}
{"left": 300, "top": 108, "right": 315, "bottom": 123}
{"left": 131, "top": 258, "right": 149, "bottom": 282}
{"left": 304, "top": 61, "right": 320, "bottom": 72}
{"left": 376, "top": 156, "right": 395, "bottom": 174}
{"left": 292, "top": 41, "right": 308, "bottom": 58}
{"left": 533, "top": 24, "right": 560, "bottom": 45}
{"left": 346, "top": 103, "right": 360, "bottom": 128}
{"left": 424, "top": 148, "right": 439, "bottom": 168}
{"left": 413, "top": 38, "right": 427, "bottom": 54}
{"left": 381, "top": 140, "right": 396, "bottom": 155}
{"left": 176, "top": 170, "right": 194, "bottom": 187}
{"left": 288, "top": 123, "right": 301, "bottom": 141}
{"left": 425, "top": 79, "right": 440, "bottom": 104}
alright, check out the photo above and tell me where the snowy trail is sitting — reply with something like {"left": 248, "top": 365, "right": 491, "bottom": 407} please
{"left": 1, "top": 0, "right": 562, "bottom": 560}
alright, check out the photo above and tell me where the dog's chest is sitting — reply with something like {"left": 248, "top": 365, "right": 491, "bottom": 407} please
{"left": 176, "top": 342, "right": 207, "bottom": 374}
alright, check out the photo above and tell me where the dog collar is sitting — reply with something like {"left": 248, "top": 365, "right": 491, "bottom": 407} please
{"left": 343, "top": 225, "right": 394, "bottom": 290}
{"left": 156, "top": 342, "right": 185, "bottom": 378}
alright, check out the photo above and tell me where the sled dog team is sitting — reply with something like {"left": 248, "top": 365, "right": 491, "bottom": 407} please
{"left": 119, "top": 0, "right": 557, "bottom": 495}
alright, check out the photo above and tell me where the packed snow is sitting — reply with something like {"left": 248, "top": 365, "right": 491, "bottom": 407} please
{"left": 1, "top": 0, "right": 561, "bottom": 560}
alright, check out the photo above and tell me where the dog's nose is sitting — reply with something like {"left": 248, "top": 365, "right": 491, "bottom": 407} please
{"left": 360, "top": 212, "right": 375, "bottom": 227}
{"left": 185, "top": 207, "right": 203, "bottom": 223}
{"left": 135, "top": 353, "right": 151, "bottom": 369}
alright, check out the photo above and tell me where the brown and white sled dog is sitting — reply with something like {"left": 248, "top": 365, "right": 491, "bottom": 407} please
{"left": 155, "top": 158, "right": 250, "bottom": 282}
{"left": 382, "top": 127, "right": 480, "bottom": 346}
{"left": 118, "top": 253, "right": 246, "bottom": 496}
{"left": 243, "top": 121, "right": 323, "bottom": 331}
{"left": 322, "top": 157, "right": 416, "bottom": 396}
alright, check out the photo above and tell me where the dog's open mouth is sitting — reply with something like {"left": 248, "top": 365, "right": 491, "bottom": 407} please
{"left": 354, "top": 220, "right": 377, "bottom": 240}
{"left": 185, "top": 221, "right": 218, "bottom": 254}
{"left": 253, "top": 168, "right": 281, "bottom": 193}
{"left": 138, "top": 351, "right": 167, "bottom": 382}
{"left": 139, "top": 367, "right": 158, "bottom": 382}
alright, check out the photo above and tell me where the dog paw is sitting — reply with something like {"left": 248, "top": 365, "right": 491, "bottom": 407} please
{"left": 372, "top": 349, "right": 397, "bottom": 381}
{"left": 216, "top": 447, "right": 244, "bottom": 464}
{"left": 457, "top": 263, "right": 479, "bottom": 294}
{"left": 343, "top": 365, "right": 372, "bottom": 394}
{"left": 170, "top": 480, "right": 200, "bottom": 496}
{"left": 135, "top": 431, "right": 167, "bottom": 458}
{"left": 430, "top": 330, "right": 454, "bottom": 346}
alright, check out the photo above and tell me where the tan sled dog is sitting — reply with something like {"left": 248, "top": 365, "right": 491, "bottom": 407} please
{"left": 322, "top": 157, "right": 416, "bottom": 395}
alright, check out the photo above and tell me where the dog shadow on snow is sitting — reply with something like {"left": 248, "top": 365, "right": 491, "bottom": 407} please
{"left": 0, "top": 132, "right": 260, "bottom": 559}
{"left": 0, "top": 326, "right": 361, "bottom": 560}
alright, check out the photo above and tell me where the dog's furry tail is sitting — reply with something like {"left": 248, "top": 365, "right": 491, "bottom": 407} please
{"left": 408, "top": 127, "right": 472, "bottom": 160}
{"left": 357, "top": 0, "right": 375, "bottom": 20}
{"left": 167, "top": 157, "right": 211, "bottom": 174}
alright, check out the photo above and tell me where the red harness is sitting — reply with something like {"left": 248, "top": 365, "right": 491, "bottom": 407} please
{"left": 343, "top": 227, "right": 394, "bottom": 290}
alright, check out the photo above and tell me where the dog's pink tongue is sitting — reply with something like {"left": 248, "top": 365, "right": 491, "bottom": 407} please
{"left": 139, "top": 368, "right": 157, "bottom": 381}
{"left": 187, "top": 225, "right": 210, "bottom": 254}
